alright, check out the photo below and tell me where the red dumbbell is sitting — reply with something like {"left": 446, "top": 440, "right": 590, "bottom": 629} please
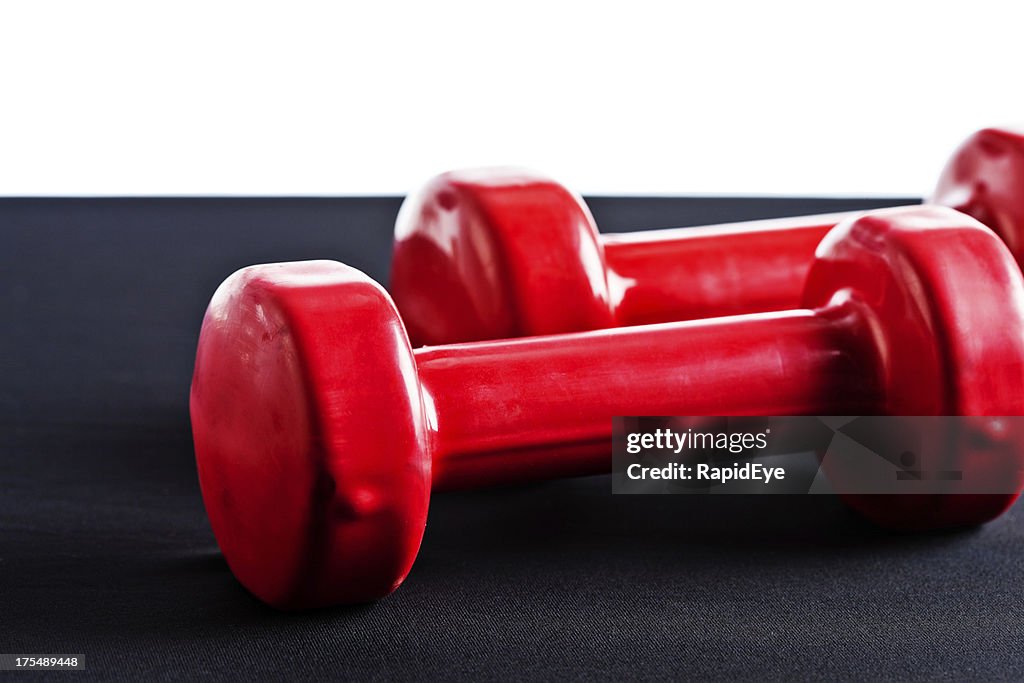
{"left": 191, "top": 206, "right": 1024, "bottom": 610}
{"left": 392, "top": 127, "right": 1024, "bottom": 345}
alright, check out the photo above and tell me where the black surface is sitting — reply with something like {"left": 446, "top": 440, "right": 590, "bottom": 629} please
{"left": 6, "top": 195, "right": 1023, "bottom": 681}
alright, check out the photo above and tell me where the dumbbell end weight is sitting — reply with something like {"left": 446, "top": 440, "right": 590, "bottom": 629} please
{"left": 933, "top": 126, "right": 1024, "bottom": 266}
{"left": 804, "top": 206, "right": 1024, "bottom": 528}
{"left": 190, "top": 261, "right": 431, "bottom": 609}
{"left": 391, "top": 168, "right": 615, "bottom": 346}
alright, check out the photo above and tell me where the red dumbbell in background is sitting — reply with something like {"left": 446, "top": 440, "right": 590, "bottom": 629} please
{"left": 391, "top": 128, "right": 1024, "bottom": 346}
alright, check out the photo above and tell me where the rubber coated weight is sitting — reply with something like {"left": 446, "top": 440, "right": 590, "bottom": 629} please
{"left": 190, "top": 264, "right": 430, "bottom": 609}
{"left": 392, "top": 127, "right": 1024, "bottom": 346}
{"left": 391, "top": 169, "right": 614, "bottom": 345}
{"left": 932, "top": 127, "right": 1024, "bottom": 259}
{"left": 192, "top": 206, "right": 1024, "bottom": 609}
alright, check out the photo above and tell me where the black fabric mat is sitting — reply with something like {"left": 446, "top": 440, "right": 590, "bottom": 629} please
{"left": 8, "top": 195, "right": 1022, "bottom": 681}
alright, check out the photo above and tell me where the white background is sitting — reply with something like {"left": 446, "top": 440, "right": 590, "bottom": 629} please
{"left": 1, "top": 1, "right": 1022, "bottom": 196}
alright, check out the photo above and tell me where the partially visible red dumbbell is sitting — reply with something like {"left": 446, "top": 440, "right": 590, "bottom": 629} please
{"left": 391, "top": 127, "right": 1024, "bottom": 346}
{"left": 192, "top": 206, "right": 1024, "bottom": 609}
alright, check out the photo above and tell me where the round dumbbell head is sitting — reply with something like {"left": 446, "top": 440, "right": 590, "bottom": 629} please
{"left": 391, "top": 168, "right": 614, "bottom": 346}
{"left": 932, "top": 126, "right": 1024, "bottom": 267}
{"left": 802, "top": 206, "right": 1024, "bottom": 528}
{"left": 190, "top": 261, "right": 431, "bottom": 609}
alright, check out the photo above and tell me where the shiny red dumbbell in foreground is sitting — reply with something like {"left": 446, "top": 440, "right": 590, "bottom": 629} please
{"left": 192, "top": 206, "right": 1024, "bottom": 609}
{"left": 392, "top": 127, "right": 1024, "bottom": 345}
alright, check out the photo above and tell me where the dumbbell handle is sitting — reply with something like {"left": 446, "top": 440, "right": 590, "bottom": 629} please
{"left": 420, "top": 297, "right": 877, "bottom": 489}
{"left": 602, "top": 213, "right": 856, "bottom": 325}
